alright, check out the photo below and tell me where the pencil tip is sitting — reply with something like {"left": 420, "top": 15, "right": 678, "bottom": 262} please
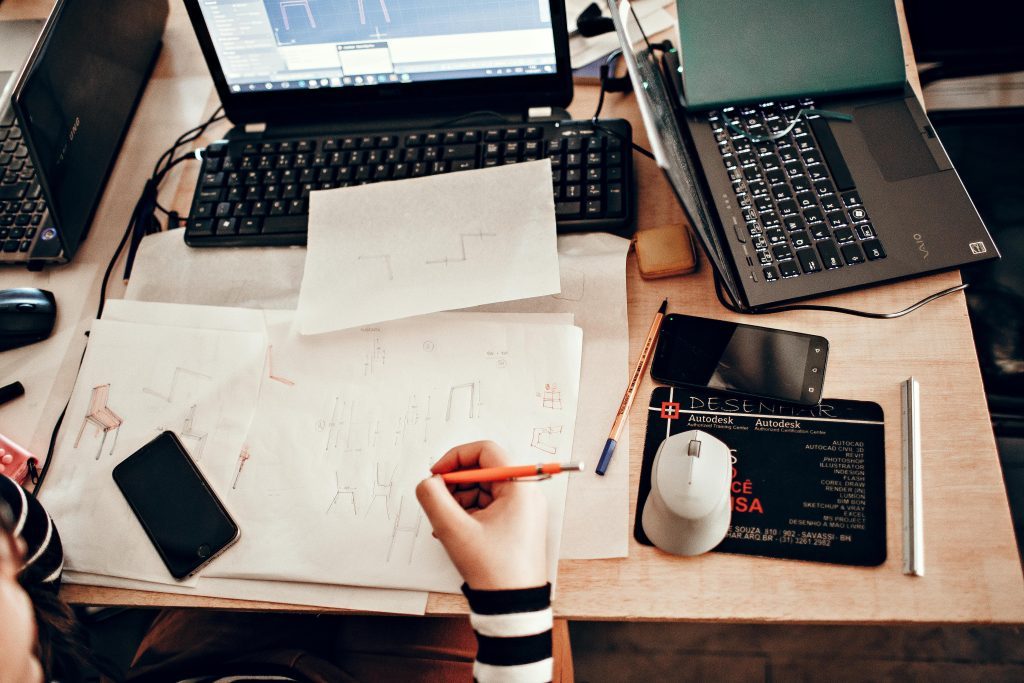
{"left": 658, "top": 299, "right": 667, "bottom": 314}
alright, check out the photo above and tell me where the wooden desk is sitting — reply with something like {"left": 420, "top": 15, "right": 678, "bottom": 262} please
{"left": 3, "top": 1, "right": 1022, "bottom": 623}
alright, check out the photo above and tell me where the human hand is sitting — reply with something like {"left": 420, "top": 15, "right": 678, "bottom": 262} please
{"left": 415, "top": 441, "right": 548, "bottom": 591}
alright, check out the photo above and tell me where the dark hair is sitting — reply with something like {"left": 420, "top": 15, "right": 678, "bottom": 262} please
{"left": 0, "top": 482, "right": 117, "bottom": 681}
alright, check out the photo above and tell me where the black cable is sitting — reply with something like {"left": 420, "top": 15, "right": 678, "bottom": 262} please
{"left": 713, "top": 270, "right": 969, "bottom": 319}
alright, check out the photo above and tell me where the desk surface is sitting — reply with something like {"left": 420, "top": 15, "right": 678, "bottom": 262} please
{"left": 2, "top": 0, "right": 1021, "bottom": 623}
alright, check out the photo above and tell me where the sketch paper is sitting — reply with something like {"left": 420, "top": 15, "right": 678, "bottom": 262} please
{"left": 296, "top": 161, "right": 561, "bottom": 334}
{"left": 39, "top": 319, "right": 265, "bottom": 585}
{"left": 203, "top": 314, "right": 583, "bottom": 593}
{"left": 123, "top": 232, "right": 631, "bottom": 558}
{"left": 470, "top": 233, "right": 632, "bottom": 559}
{"left": 64, "top": 571, "right": 429, "bottom": 615}
{"left": 102, "top": 299, "right": 267, "bottom": 333}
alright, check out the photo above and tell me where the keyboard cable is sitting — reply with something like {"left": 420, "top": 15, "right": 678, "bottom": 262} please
{"left": 29, "top": 107, "right": 227, "bottom": 494}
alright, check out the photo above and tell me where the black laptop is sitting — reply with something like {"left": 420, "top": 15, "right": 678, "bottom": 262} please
{"left": 182, "top": 0, "right": 634, "bottom": 247}
{"left": 0, "top": 0, "right": 167, "bottom": 269}
{"left": 609, "top": 0, "right": 998, "bottom": 311}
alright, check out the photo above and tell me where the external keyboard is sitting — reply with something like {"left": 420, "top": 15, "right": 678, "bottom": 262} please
{"left": 0, "top": 117, "right": 48, "bottom": 262}
{"left": 712, "top": 99, "right": 886, "bottom": 282}
{"left": 185, "top": 118, "right": 634, "bottom": 247}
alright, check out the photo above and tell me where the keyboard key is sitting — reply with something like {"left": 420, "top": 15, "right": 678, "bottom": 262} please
{"left": 766, "top": 228, "right": 786, "bottom": 245}
{"left": 795, "top": 191, "right": 816, "bottom": 209}
{"left": 779, "top": 260, "right": 799, "bottom": 278}
{"left": 240, "top": 218, "right": 262, "bottom": 234}
{"left": 849, "top": 206, "right": 869, "bottom": 222}
{"left": 842, "top": 191, "right": 862, "bottom": 207}
{"left": 757, "top": 249, "right": 772, "bottom": 265}
{"left": 841, "top": 243, "right": 866, "bottom": 264}
{"left": 556, "top": 202, "right": 581, "bottom": 217}
{"left": 765, "top": 169, "right": 786, "bottom": 185}
{"left": 3, "top": 239, "right": 19, "bottom": 252}
{"left": 782, "top": 215, "right": 805, "bottom": 232}
{"left": 585, "top": 200, "right": 602, "bottom": 216}
{"left": 790, "top": 230, "right": 811, "bottom": 249}
{"left": 607, "top": 184, "right": 624, "bottom": 216}
{"left": 761, "top": 212, "right": 781, "bottom": 229}
{"left": 763, "top": 266, "right": 779, "bottom": 282}
{"left": 803, "top": 207, "right": 824, "bottom": 223}
{"left": 772, "top": 244, "right": 792, "bottom": 260}
{"left": 194, "top": 203, "right": 214, "bottom": 218}
{"left": 820, "top": 195, "right": 841, "bottom": 213}
{"left": 814, "top": 180, "right": 835, "bottom": 195}
{"left": 216, "top": 218, "right": 237, "bottom": 235}
{"left": 862, "top": 239, "right": 886, "bottom": 260}
{"left": 796, "top": 248, "right": 822, "bottom": 273}
{"left": 817, "top": 240, "right": 842, "bottom": 269}
{"left": 834, "top": 227, "right": 855, "bottom": 243}
{"left": 791, "top": 176, "right": 811, "bottom": 194}
{"left": 826, "top": 211, "right": 847, "bottom": 229}
{"left": 855, "top": 222, "right": 876, "bottom": 240}
{"left": 776, "top": 199, "right": 798, "bottom": 216}
{"left": 263, "top": 215, "right": 306, "bottom": 234}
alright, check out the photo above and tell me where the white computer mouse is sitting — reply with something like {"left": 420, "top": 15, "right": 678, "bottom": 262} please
{"left": 642, "top": 429, "right": 732, "bottom": 556}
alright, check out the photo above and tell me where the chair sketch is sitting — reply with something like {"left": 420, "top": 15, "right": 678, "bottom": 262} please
{"left": 326, "top": 471, "right": 359, "bottom": 515}
{"left": 387, "top": 495, "right": 422, "bottom": 564}
{"left": 364, "top": 462, "right": 396, "bottom": 519}
{"left": 356, "top": 0, "right": 391, "bottom": 25}
{"left": 178, "top": 405, "right": 209, "bottom": 460}
{"left": 75, "top": 384, "right": 123, "bottom": 460}
{"left": 280, "top": 0, "right": 316, "bottom": 30}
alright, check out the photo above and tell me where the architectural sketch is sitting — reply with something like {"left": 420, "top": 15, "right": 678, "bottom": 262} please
{"left": 363, "top": 332, "right": 386, "bottom": 376}
{"left": 266, "top": 346, "right": 296, "bottom": 386}
{"left": 539, "top": 383, "right": 562, "bottom": 410}
{"left": 356, "top": 0, "right": 391, "bottom": 25}
{"left": 143, "top": 367, "right": 211, "bottom": 403}
{"left": 445, "top": 381, "right": 480, "bottom": 421}
{"left": 326, "top": 471, "right": 359, "bottom": 516}
{"left": 426, "top": 229, "right": 496, "bottom": 266}
{"left": 357, "top": 254, "right": 394, "bottom": 281}
{"left": 530, "top": 425, "right": 563, "bottom": 455}
{"left": 279, "top": 0, "right": 316, "bottom": 30}
{"left": 317, "top": 397, "right": 344, "bottom": 455}
{"left": 387, "top": 496, "right": 422, "bottom": 564}
{"left": 232, "top": 446, "right": 251, "bottom": 490}
{"left": 75, "top": 384, "right": 123, "bottom": 460}
{"left": 178, "top": 405, "right": 209, "bottom": 460}
{"left": 364, "top": 462, "right": 397, "bottom": 519}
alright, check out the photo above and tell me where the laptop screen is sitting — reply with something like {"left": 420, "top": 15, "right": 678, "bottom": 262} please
{"left": 195, "top": 0, "right": 558, "bottom": 93}
{"left": 607, "top": 0, "right": 741, "bottom": 300}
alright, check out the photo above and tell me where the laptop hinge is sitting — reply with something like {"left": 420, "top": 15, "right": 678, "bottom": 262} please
{"left": 244, "top": 122, "right": 267, "bottom": 134}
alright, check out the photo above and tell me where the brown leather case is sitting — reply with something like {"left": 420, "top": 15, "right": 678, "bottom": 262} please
{"left": 634, "top": 222, "right": 698, "bottom": 279}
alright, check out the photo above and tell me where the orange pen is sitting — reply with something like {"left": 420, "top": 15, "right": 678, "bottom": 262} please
{"left": 441, "top": 462, "right": 585, "bottom": 484}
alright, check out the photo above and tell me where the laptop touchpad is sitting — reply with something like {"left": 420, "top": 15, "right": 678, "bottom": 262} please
{"left": 855, "top": 100, "right": 939, "bottom": 182}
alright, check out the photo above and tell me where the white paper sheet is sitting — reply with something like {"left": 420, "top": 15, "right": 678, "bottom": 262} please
{"left": 469, "top": 233, "right": 632, "bottom": 559}
{"left": 123, "top": 233, "right": 631, "bottom": 558}
{"left": 64, "top": 571, "right": 430, "bottom": 615}
{"left": 203, "top": 313, "right": 583, "bottom": 593}
{"left": 297, "top": 161, "right": 561, "bottom": 334}
{"left": 39, "top": 319, "right": 265, "bottom": 586}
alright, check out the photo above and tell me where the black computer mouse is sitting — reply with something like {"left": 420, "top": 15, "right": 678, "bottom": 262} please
{"left": 0, "top": 288, "right": 57, "bottom": 352}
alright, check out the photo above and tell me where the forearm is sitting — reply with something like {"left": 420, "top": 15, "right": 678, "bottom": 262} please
{"left": 464, "top": 583, "right": 553, "bottom": 683}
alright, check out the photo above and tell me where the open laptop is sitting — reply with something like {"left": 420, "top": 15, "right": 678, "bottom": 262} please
{"left": 182, "top": 0, "right": 634, "bottom": 247}
{"left": 0, "top": 0, "right": 167, "bottom": 269}
{"left": 608, "top": 0, "right": 998, "bottom": 311}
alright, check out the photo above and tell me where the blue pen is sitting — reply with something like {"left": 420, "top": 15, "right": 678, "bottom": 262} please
{"left": 596, "top": 299, "right": 667, "bottom": 475}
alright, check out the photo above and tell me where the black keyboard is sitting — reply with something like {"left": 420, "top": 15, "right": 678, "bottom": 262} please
{"left": 0, "top": 117, "right": 48, "bottom": 262}
{"left": 711, "top": 99, "right": 886, "bottom": 282}
{"left": 185, "top": 119, "right": 635, "bottom": 247}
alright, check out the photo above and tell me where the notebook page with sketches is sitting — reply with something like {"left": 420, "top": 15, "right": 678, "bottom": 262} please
{"left": 38, "top": 319, "right": 265, "bottom": 586}
{"left": 296, "top": 161, "right": 561, "bottom": 334}
{"left": 204, "top": 312, "right": 583, "bottom": 593}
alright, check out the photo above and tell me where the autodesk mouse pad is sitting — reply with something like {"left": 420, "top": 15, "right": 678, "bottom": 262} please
{"left": 635, "top": 387, "right": 886, "bottom": 566}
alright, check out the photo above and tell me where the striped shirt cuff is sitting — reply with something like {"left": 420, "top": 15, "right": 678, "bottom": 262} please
{"left": 463, "top": 584, "right": 553, "bottom": 683}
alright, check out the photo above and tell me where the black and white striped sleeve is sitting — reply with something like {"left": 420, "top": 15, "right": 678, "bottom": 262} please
{"left": 463, "top": 583, "right": 553, "bottom": 683}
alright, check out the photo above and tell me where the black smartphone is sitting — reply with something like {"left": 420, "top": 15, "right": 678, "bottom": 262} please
{"left": 651, "top": 314, "right": 829, "bottom": 405}
{"left": 112, "top": 431, "right": 239, "bottom": 579}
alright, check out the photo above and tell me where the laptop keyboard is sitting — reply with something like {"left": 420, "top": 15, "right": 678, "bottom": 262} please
{"left": 711, "top": 99, "right": 886, "bottom": 282}
{"left": 0, "top": 117, "right": 47, "bottom": 262}
{"left": 185, "top": 119, "right": 634, "bottom": 247}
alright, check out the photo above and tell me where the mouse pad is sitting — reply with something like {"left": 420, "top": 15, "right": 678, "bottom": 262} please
{"left": 635, "top": 387, "right": 886, "bottom": 566}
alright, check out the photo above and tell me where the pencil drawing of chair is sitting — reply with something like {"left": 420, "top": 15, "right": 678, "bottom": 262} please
{"left": 75, "top": 384, "right": 123, "bottom": 460}
{"left": 364, "top": 462, "right": 395, "bottom": 519}
{"left": 280, "top": 0, "right": 316, "bottom": 30}
{"left": 387, "top": 495, "right": 422, "bottom": 564}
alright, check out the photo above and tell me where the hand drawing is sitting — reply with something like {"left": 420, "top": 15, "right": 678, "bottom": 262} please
{"left": 530, "top": 425, "right": 564, "bottom": 455}
{"left": 232, "top": 446, "right": 251, "bottom": 490}
{"left": 326, "top": 471, "right": 359, "bottom": 516}
{"left": 363, "top": 332, "right": 386, "bottom": 376}
{"left": 445, "top": 381, "right": 481, "bottom": 421}
{"left": 426, "top": 228, "right": 496, "bottom": 266}
{"left": 74, "top": 384, "right": 123, "bottom": 460}
{"left": 386, "top": 495, "right": 422, "bottom": 565}
{"left": 539, "top": 383, "right": 563, "bottom": 410}
{"left": 156, "top": 404, "right": 209, "bottom": 460}
{"left": 364, "top": 462, "right": 397, "bottom": 519}
{"left": 143, "top": 367, "right": 211, "bottom": 403}
{"left": 266, "top": 346, "right": 296, "bottom": 386}
{"left": 279, "top": 0, "right": 315, "bottom": 29}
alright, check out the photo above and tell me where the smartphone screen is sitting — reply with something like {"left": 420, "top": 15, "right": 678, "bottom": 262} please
{"left": 651, "top": 314, "right": 828, "bottom": 405}
{"left": 112, "top": 431, "right": 239, "bottom": 579}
